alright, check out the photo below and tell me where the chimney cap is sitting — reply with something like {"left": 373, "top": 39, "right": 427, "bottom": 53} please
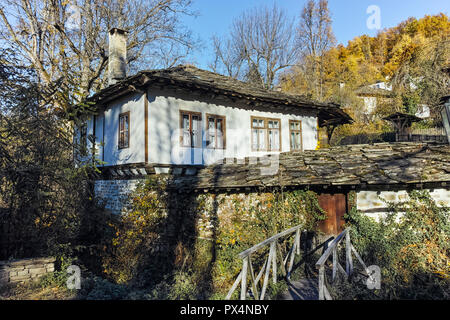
{"left": 109, "top": 28, "right": 128, "bottom": 35}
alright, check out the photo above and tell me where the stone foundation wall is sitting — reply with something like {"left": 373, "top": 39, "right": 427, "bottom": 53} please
{"left": 357, "top": 189, "right": 450, "bottom": 221}
{"left": 94, "top": 179, "right": 143, "bottom": 214}
{"left": 0, "top": 257, "right": 55, "bottom": 286}
{"left": 94, "top": 178, "right": 450, "bottom": 226}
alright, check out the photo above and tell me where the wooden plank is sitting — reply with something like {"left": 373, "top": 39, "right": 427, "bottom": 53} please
{"left": 316, "top": 229, "right": 348, "bottom": 267}
{"left": 248, "top": 256, "right": 259, "bottom": 300}
{"left": 332, "top": 245, "right": 337, "bottom": 282}
{"left": 255, "top": 258, "right": 267, "bottom": 285}
{"left": 337, "top": 261, "right": 348, "bottom": 279}
{"left": 260, "top": 246, "right": 274, "bottom": 300}
{"left": 225, "top": 271, "right": 243, "bottom": 300}
{"left": 323, "top": 284, "right": 333, "bottom": 300}
{"left": 295, "top": 229, "right": 301, "bottom": 256}
{"left": 271, "top": 242, "right": 277, "bottom": 284}
{"left": 238, "top": 225, "right": 302, "bottom": 259}
{"left": 318, "top": 265, "right": 325, "bottom": 300}
{"left": 346, "top": 230, "right": 353, "bottom": 276}
{"left": 277, "top": 242, "right": 287, "bottom": 277}
{"left": 241, "top": 258, "right": 248, "bottom": 300}
{"left": 287, "top": 238, "right": 297, "bottom": 279}
{"left": 351, "top": 244, "right": 369, "bottom": 272}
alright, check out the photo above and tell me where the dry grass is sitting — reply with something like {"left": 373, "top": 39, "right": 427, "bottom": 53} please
{"left": 0, "top": 281, "right": 77, "bottom": 300}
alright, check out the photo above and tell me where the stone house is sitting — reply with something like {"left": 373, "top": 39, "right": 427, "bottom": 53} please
{"left": 76, "top": 28, "right": 351, "bottom": 172}
{"left": 77, "top": 29, "right": 449, "bottom": 236}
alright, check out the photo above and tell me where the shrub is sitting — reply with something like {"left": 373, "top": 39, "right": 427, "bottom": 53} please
{"left": 343, "top": 190, "right": 450, "bottom": 299}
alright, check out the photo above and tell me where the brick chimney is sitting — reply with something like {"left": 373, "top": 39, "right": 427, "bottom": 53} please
{"left": 108, "top": 28, "right": 128, "bottom": 86}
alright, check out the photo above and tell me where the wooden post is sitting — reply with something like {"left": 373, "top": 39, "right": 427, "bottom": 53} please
{"left": 295, "top": 229, "right": 301, "bottom": 255}
{"left": 241, "top": 257, "right": 248, "bottom": 300}
{"left": 318, "top": 265, "right": 325, "bottom": 300}
{"left": 225, "top": 271, "right": 243, "bottom": 300}
{"left": 260, "top": 246, "right": 273, "bottom": 300}
{"left": 346, "top": 230, "right": 353, "bottom": 276}
{"left": 248, "top": 255, "right": 259, "bottom": 300}
{"left": 271, "top": 242, "right": 277, "bottom": 284}
{"left": 332, "top": 245, "right": 337, "bottom": 283}
{"left": 287, "top": 238, "right": 297, "bottom": 279}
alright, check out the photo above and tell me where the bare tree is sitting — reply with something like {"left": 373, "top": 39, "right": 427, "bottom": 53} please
{"left": 0, "top": 0, "right": 197, "bottom": 110}
{"left": 209, "top": 35, "right": 244, "bottom": 79}
{"left": 210, "top": 4, "right": 298, "bottom": 90}
{"left": 297, "top": 0, "right": 335, "bottom": 100}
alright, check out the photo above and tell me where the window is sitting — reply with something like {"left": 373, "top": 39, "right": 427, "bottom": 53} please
{"left": 118, "top": 112, "right": 130, "bottom": 149}
{"left": 206, "top": 114, "right": 226, "bottom": 149}
{"left": 251, "top": 117, "right": 281, "bottom": 151}
{"left": 289, "top": 120, "right": 302, "bottom": 151}
{"left": 180, "top": 110, "right": 202, "bottom": 148}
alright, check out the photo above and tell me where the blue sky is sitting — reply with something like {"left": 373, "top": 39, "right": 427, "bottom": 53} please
{"left": 184, "top": 0, "right": 449, "bottom": 68}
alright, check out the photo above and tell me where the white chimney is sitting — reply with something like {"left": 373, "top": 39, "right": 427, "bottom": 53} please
{"left": 108, "top": 28, "right": 128, "bottom": 86}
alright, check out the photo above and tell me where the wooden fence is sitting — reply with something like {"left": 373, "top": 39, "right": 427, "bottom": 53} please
{"left": 315, "top": 228, "right": 371, "bottom": 300}
{"left": 225, "top": 225, "right": 304, "bottom": 300}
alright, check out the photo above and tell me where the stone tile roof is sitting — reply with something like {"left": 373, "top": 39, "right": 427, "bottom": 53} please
{"left": 84, "top": 65, "right": 352, "bottom": 126}
{"left": 168, "top": 142, "right": 450, "bottom": 191}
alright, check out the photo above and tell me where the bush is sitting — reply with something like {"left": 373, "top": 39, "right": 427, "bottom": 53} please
{"left": 342, "top": 190, "right": 450, "bottom": 299}
{"left": 100, "top": 177, "right": 326, "bottom": 299}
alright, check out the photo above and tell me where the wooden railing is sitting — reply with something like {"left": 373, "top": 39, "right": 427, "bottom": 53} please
{"left": 315, "top": 228, "right": 370, "bottom": 300}
{"left": 225, "top": 225, "right": 304, "bottom": 300}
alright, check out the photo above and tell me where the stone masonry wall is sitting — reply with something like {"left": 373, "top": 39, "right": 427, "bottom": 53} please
{"left": 357, "top": 189, "right": 450, "bottom": 221}
{"left": 94, "top": 179, "right": 143, "bottom": 214}
{"left": 0, "top": 257, "right": 55, "bottom": 286}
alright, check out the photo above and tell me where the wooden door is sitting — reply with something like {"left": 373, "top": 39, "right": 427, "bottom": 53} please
{"left": 318, "top": 193, "right": 347, "bottom": 235}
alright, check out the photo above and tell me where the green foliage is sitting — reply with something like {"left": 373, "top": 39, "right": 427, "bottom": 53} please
{"left": 343, "top": 190, "right": 450, "bottom": 299}
{"left": 100, "top": 179, "right": 326, "bottom": 299}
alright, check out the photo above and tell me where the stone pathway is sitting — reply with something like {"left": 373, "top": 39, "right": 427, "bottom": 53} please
{"left": 280, "top": 278, "right": 319, "bottom": 300}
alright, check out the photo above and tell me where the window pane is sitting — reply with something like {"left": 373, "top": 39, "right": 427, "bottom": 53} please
{"left": 216, "top": 119, "right": 223, "bottom": 148}
{"left": 192, "top": 116, "right": 200, "bottom": 147}
{"left": 258, "top": 129, "right": 266, "bottom": 150}
{"left": 252, "top": 119, "right": 258, "bottom": 128}
{"left": 290, "top": 132, "right": 295, "bottom": 149}
{"left": 269, "top": 130, "right": 279, "bottom": 150}
{"left": 217, "top": 119, "right": 223, "bottom": 132}
{"left": 252, "top": 129, "right": 258, "bottom": 149}
{"left": 182, "top": 114, "right": 189, "bottom": 129}
{"left": 208, "top": 118, "right": 215, "bottom": 129}
{"left": 269, "top": 120, "right": 279, "bottom": 129}
{"left": 124, "top": 115, "right": 129, "bottom": 131}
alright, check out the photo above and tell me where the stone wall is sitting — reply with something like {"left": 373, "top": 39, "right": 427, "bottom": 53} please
{"left": 357, "top": 189, "right": 450, "bottom": 221}
{"left": 95, "top": 178, "right": 450, "bottom": 225}
{"left": 0, "top": 257, "right": 55, "bottom": 286}
{"left": 94, "top": 179, "right": 143, "bottom": 214}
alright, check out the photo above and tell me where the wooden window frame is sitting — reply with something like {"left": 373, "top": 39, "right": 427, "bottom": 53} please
{"left": 180, "top": 110, "right": 202, "bottom": 148}
{"left": 289, "top": 120, "right": 303, "bottom": 151}
{"left": 251, "top": 116, "right": 282, "bottom": 152}
{"left": 205, "top": 114, "right": 226, "bottom": 150}
{"left": 118, "top": 111, "right": 130, "bottom": 150}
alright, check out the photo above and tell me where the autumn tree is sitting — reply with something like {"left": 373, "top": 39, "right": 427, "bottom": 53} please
{"left": 295, "top": 0, "right": 335, "bottom": 100}
{"left": 210, "top": 3, "right": 298, "bottom": 89}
